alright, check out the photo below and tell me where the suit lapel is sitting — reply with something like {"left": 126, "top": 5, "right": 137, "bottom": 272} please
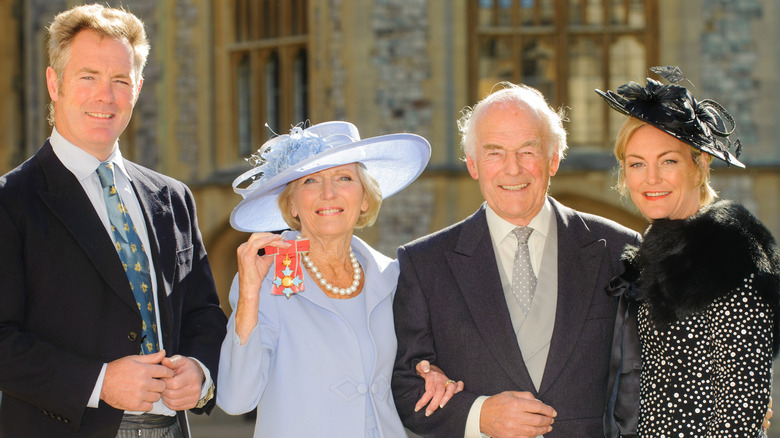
{"left": 538, "top": 199, "right": 605, "bottom": 395}
{"left": 125, "top": 164, "right": 175, "bottom": 339}
{"left": 447, "top": 206, "right": 538, "bottom": 393}
{"left": 35, "top": 142, "right": 139, "bottom": 313}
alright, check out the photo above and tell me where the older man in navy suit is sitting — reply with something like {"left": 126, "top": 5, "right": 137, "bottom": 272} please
{"left": 392, "top": 83, "right": 640, "bottom": 438}
{"left": 0, "top": 5, "right": 226, "bottom": 437}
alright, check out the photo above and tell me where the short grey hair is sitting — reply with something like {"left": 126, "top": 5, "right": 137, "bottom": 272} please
{"left": 457, "top": 82, "right": 568, "bottom": 161}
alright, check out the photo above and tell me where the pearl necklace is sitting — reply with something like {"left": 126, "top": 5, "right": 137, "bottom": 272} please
{"left": 298, "top": 237, "right": 362, "bottom": 296}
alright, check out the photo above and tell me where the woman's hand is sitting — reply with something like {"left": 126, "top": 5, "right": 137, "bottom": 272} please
{"left": 234, "top": 233, "right": 290, "bottom": 343}
{"left": 237, "top": 233, "right": 288, "bottom": 291}
{"left": 414, "top": 360, "right": 464, "bottom": 417}
{"left": 763, "top": 396, "right": 773, "bottom": 432}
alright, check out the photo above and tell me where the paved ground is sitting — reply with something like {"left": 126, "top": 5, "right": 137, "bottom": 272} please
{"left": 188, "top": 408, "right": 424, "bottom": 437}
{"left": 188, "top": 407, "right": 254, "bottom": 438}
{"left": 189, "top": 362, "right": 780, "bottom": 438}
{"left": 191, "top": 407, "right": 780, "bottom": 438}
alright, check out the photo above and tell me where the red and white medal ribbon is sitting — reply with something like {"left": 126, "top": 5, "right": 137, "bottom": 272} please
{"left": 267, "top": 239, "right": 310, "bottom": 298}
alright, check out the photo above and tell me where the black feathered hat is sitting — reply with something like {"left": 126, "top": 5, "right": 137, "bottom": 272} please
{"left": 596, "top": 66, "right": 744, "bottom": 168}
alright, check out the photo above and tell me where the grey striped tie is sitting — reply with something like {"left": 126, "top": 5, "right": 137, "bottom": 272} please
{"left": 512, "top": 226, "right": 536, "bottom": 315}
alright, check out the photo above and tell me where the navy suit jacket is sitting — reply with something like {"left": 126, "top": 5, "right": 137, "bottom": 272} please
{"left": 392, "top": 198, "right": 640, "bottom": 437}
{"left": 0, "top": 142, "right": 227, "bottom": 437}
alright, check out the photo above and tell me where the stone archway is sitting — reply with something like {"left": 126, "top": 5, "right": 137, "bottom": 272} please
{"left": 204, "top": 222, "right": 252, "bottom": 316}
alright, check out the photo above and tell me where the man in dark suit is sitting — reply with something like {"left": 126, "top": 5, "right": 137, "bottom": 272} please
{"left": 392, "top": 83, "right": 641, "bottom": 437}
{"left": 0, "top": 4, "right": 227, "bottom": 437}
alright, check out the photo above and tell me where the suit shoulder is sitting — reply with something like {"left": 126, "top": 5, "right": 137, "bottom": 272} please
{"left": 0, "top": 155, "right": 44, "bottom": 199}
{"left": 125, "top": 161, "right": 189, "bottom": 190}
{"left": 123, "top": 161, "right": 199, "bottom": 209}
{"left": 400, "top": 211, "right": 479, "bottom": 255}
{"left": 582, "top": 212, "right": 640, "bottom": 253}
{"left": 579, "top": 210, "right": 639, "bottom": 239}
{"left": 553, "top": 200, "right": 641, "bottom": 249}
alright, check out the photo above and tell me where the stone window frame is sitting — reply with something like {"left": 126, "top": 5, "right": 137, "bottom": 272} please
{"left": 468, "top": 0, "right": 659, "bottom": 150}
{"left": 214, "top": 0, "right": 309, "bottom": 165}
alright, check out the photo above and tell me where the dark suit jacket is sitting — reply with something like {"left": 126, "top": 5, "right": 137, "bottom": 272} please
{"left": 0, "top": 142, "right": 228, "bottom": 437}
{"left": 392, "top": 198, "right": 640, "bottom": 437}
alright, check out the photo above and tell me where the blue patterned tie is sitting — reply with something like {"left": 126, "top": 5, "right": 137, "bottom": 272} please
{"left": 96, "top": 162, "right": 159, "bottom": 354}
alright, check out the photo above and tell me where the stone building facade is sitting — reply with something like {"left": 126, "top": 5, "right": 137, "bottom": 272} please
{"left": 2, "top": 0, "right": 779, "bottom": 320}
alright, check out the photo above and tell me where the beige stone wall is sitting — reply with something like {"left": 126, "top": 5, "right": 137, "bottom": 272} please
{"left": 2, "top": 0, "right": 779, "bottom": 313}
{"left": 0, "top": 1, "right": 22, "bottom": 172}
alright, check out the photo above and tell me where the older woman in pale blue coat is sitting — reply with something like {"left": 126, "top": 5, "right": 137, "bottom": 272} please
{"left": 218, "top": 121, "right": 463, "bottom": 437}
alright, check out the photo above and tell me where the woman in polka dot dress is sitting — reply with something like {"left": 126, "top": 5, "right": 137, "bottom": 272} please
{"left": 597, "top": 66, "right": 780, "bottom": 437}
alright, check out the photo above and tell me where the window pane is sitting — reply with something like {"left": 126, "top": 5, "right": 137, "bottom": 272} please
{"left": 264, "top": 52, "right": 280, "bottom": 134}
{"left": 227, "top": 0, "right": 309, "bottom": 159}
{"left": 263, "top": 0, "right": 280, "bottom": 39}
{"left": 538, "top": 0, "right": 554, "bottom": 25}
{"left": 293, "top": 49, "right": 308, "bottom": 123}
{"left": 478, "top": 0, "right": 495, "bottom": 26}
{"left": 478, "top": 37, "right": 515, "bottom": 95}
{"left": 567, "top": 38, "right": 604, "bottom": 147}
{"left": 497, "top": 0, "right": 513, "bottom": 26}
{"left": 292, "top": 0, "right": 307, "bottom": 35}
{"left": 611, "top": 0, "right": 627, "bottom": 25}
{"left": 611, "top": 0, "right": 646, "bottom": 26}
{"left": 627, "top": 0, "right": 646, "bottom": 27}
{"left": 236, "top": 54, "right": 252, "bottom": 156}
{"left": 570, "top": 0, "right": 604, "bottom": 26}
{"left": 521, "top": 38, "right": 556, "bottom": 102}
{"left": 607, "top": 35, "right": 646, "bottom": 143}
{"left": 520, "top": 0, "right": 535, "bottom": 26}
{"left": 235, "top": 0, "right": 249, "bottom": 41}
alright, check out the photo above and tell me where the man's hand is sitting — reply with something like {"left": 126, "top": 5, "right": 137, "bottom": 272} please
{"left": 480, "top": 391, "right": 557, "bottom": 438}
{"left": 160, "top": 355, "right": 206, "bottom": 411}
{"left": 100, "top": 350, "right": 173, "bottom": 412}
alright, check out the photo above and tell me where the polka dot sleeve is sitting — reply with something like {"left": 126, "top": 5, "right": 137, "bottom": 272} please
{"left": 707, "top": 275, "right": 773, "bottom": 436}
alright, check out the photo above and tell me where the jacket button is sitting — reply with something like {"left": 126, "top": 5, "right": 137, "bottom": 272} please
{"left": 128, "top": 332, "right": 137, "bottom": 341}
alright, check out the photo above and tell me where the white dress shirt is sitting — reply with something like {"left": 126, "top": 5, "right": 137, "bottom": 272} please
{"left": 464, "top": 200, "right": 554, "bottom": 438}
{"left": 49, "top": 128, "right": 211, "bottom": 416}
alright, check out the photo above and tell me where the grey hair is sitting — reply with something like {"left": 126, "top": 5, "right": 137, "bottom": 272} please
{"left": 457, "top": 82, "right": 568, "bottom": 161}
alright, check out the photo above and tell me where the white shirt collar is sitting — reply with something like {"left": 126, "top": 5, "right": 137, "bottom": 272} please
{"left": 485, "top": 198, "right": 553, "bottom": 243}
{"left": 49, "top": 127, "right": 132, "bottom": 182}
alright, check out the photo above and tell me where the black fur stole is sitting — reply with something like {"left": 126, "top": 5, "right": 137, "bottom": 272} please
{"left": 621, "top": 200, "right": 780, "bottom": 356}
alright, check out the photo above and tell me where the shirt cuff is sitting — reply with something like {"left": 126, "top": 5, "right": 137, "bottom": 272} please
{"left": 189, "top": 357, "right": 213, "bottom": 399}
{"left": 88, "top": 363, "right": 108, "bottom": 409}
{"left": 465, "top": 395, "right": 491, "bottom": 438}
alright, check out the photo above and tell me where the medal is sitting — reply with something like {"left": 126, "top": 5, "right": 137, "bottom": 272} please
{"left": 266, "top": 239, "right": 310, "bottom": 298}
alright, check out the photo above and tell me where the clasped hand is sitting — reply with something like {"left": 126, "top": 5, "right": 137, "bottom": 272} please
{"left": 100, "top": 350, "right": 205, "bottom": 412}
{"left": 480, "top": 391, "right": 557, "bottom": 438}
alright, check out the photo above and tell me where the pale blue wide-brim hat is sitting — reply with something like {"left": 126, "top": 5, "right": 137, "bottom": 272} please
{"left": 230, "top": 121, "right": 431, "bottom": 232}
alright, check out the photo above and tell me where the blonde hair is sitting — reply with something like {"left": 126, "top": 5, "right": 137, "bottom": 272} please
{"left": 277, "top": 164, "right": 383, "bottom": 231}
{"left": 614, "top": 116, "right": 717, "bottom": 205}
{"left": 47, "top": 4, "right": 149, "bottom": 124}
